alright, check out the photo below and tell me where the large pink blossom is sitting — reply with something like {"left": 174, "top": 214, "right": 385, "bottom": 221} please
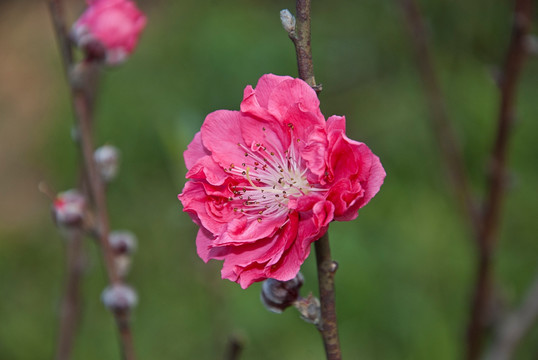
{"left": 72, "top": 0, "right": 147, "bottom": 65}
{"left": 179, "top": 74, "right": 385, "bottom": 289}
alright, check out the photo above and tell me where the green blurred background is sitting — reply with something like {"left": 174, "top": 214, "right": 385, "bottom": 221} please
{"left": 0, "top": 0, "right": 537, "bottom": 359}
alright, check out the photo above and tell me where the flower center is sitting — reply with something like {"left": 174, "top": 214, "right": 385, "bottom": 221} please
{"left": 224, "top": 134, "right": 323, "bottom": 221}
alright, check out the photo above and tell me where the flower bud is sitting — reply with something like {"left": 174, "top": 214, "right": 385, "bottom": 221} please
{"left": 261, "top": 272, "right": 304, "bottom": 313}
{"left": 94, "top": 145, "right": 120, "bottom": 182}
{"left": 280, "top": 9, "right": 296, "bottom": 34}
{"left": 109, "top": 230, "right": 137, "bottom": 255}
{"left": 294, "top": 293, "right": 321, "bottom": 325}
{"left": 525, "top": 35, "right": 538, "bottom": 56}
{"left": 71, "top": 0, "right": 147, "bottom": 65}
{"left": 53, "top": 190, "right": 86, "bottom": 228}
{"left": 101, "top": 284, "right": 138, "bottom": 312}
{"left": 109, "top": 230, "right": 137, "bottom": 278}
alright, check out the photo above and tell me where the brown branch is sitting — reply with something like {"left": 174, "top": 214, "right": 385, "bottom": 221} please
{"left": 48, "top": 0, "right": 73, "bottom": 76}
{"left": 315, "top": 233, "right": 342, "bottom": 360}
{"left": 56, "top": 229, "right": 86, "bottom": 360}
{"left": 285, "top": 1, "right": 342, "bottom": 358}
{"left": 466, "top": 1, "right": 532, "bottom": 358}
{"left": 485, "top": 270, "right": 538, "bottom": 360}
{"left": 290, "top": 0, "right": 321, "bottom": 92}
{"left": 48, "top": 1, "right": 136, "bottom": 359}
{"left": 397, "top": 0, "right": 480, "bottom": 236}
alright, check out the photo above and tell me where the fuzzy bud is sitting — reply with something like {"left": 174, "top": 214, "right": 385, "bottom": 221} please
{"left": 261, "top": 272, "right": 304, "bottom": 313}
{"left": 101, "top": 284, "right": 138, "bottom": 312}
{"left": 109, "top": 230, "right": 137, "bottom": 278}
{"left": 525, "top": 35, "right": 538, "bottom": 56}
{"left": 53, "top": 190, "right": 86, "bottom": 228}
{"left": 71, "top": 0, "right": 147, "bottom": 65}
{"left": 109, "top": 230, "right": 137, "bottom": 255}
{"left": 94, "top": 145, "right": 120, "bottom": 182}
{"left": 280, "top": 9, "right": 296, "bottom": 35}
{"left": 294, "top": 293, "right": 321, "bottom": 325}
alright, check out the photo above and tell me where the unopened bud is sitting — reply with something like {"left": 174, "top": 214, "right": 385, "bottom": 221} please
{"left": 94, "top": 145, "right": 120, "bottom": 182}
{"left": 280, "top": 9, "right": 296, "bottom": 34}
{"left": 261, "top": 272, "right": 303, "bottom": 313}
{"left": 53, "top": 190, "right": 86, "bottom": 228}
{"left": 109, "top": 230, "right": 137, "bottom": 254}
{"left": 71, "top": 0, "right": 147, "bottom": 65}
{"left": 294, "top": 293, "right": 321, "bottom": 325}
{"left": 525, "top": 35, "right": 538, "bottom": 56}
{"left": 101, "top": 284, "right": 138, "bottom": 312}
{"left": 109, "top": 231, "right": 137, "bottom": 278}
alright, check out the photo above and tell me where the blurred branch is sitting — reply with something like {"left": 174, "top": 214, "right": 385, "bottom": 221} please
{"left": 466, "top": 0, "right": 532, "bottom": 358}
{"left": 224, "top": 334, "right": 244, "bottom": 360}
{"left": 397, "top": 0, "right": 480, "bottom": 235}
{"left": 397, "top": 0, "right": 533, "bottom": 358}
{"left": 56, "top": 229, "right": 86, "bottom": 360}
{"left": 48, "top": 0, "right": 73, "bottom": 76}
{"left": 485, "top": 270, "right": 538, "bottom": 360}
{"left": 48, "top": 1, "right": 136, "bottom": 359}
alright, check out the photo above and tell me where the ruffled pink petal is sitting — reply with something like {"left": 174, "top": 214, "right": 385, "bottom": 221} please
{"left": 178, "top": 181, "right": 234, "bottom": 235}
{"left": 201, "top": 110, "right": 252, "bottom": 169}
{"left": 267, "top": 78, "right": 324, "bottom": 125}
{"left": 196, "top": 227, "right": 215, "bottom": 262}
{"left": 240, "top": 74, "right": 293, "bottom": 119}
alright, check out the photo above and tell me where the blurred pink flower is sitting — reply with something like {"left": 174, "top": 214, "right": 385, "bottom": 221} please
{"left": 179, "top": 74, "right": 385, "bottom": 288}
{"left": 72, "top": 0, "right": 147, "bottom": 65}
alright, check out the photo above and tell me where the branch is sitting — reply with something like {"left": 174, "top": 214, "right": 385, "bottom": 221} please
{"left": 284, "top": 1, "right": 341, "bottom": 358}
{"left": 485, "top": 270, "right": 538, "bottom": 360}
{"left": 315, "top": 233, "right": 342, "bottom": 360}
{"left": 56, "top": 229, "right": 86, "bottom": 360}
{"left": 466, "top": 1, "right": 532, "bottom": 358}
{"left": 397, "top": 0, "right": 480, "bottom": 236}
{"left": 289, "top": 0, "right": 321, "bottom": 92}
{"left": 48, "top": 1, "right": 136, "bottom": 358}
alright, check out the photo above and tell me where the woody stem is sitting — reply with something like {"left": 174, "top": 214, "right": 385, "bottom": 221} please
{"left": 287, "top": 0, "right": 342, "bottom": 359}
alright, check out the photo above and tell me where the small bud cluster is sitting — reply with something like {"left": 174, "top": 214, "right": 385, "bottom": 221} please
{"left": 261, "top": 272, "right": 304, "bottom": 313}
{"left": 101, "top": 284, "right": 138, "bottom": 312}
{"left": 108, "top": 230, "right": 137, "bottom": 278}
{"left": 52, "top": 190, "right": 86, "bottom": 228}
{"left": 94, "top": 145, "right": 120, "bottom": 182}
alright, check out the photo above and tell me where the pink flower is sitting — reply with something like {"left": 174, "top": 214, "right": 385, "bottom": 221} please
{"left": 178, "top": 74, "right": 385, "bottom": 289}
{"left": 72, "top": 0, "right": 147, "bottom": 65}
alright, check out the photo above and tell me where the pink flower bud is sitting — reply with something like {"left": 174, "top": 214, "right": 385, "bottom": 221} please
{"left": 101, "top": 284, "right": 138, "bottom": 312}
{"left": 53, "top": 190, "right": 86, "bottom": 228}
{"left": 94, "top": 145, "right": 120, "bottom": 182}
{"left": 72, "top": 0, "right": 147, "bottom": 65}
{"left": 261, "top": 272, "right": 304, "bottom": 313}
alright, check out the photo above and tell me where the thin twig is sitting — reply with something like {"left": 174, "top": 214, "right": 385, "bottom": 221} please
{"left": 485, "top": 270, "right": 538, "bottom": 360}
{"left": 315, "top": 233, "right": 342, "bottom": 360}
{"left": 48, "top": 1, "right": 136, "bottom": 358}
{"left": 286, "top": 1, "right": 342, "bottom": 358}
{"left": 56, "top": 229, "right": 86, "bottom": 360}
{"left": 48, "top": 0, "right": 73, "bottom": 75}
{"left": 397, "top": 0, "right": 480, "bottom": 236}
{"left": 290, "top": 0, "right": 321, "bottom": 92}
{"left": 466, "top": 1, "right": 532, "bottom": 358}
